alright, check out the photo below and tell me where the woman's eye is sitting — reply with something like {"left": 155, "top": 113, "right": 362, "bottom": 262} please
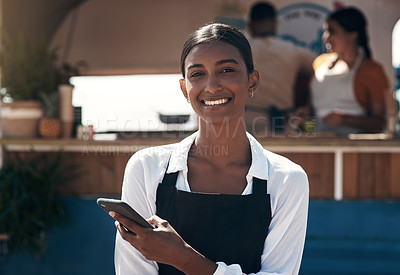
{"left": 221, "top": 68, "right": 235, "bottom": 73}
{"left": 190, "top": 71, "right": 204, "bottom": 78}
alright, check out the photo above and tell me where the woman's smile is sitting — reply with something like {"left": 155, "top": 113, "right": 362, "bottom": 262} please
{"left": 201, "top": 97, "right": 232, "bottom": 108}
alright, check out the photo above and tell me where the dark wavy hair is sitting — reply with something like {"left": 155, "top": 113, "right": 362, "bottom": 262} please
{"left": 328, "top": 7, "right": 372, "bottom": 58}
{"left": 180, "top": 23, "right": 254, "bottom": 78}
{"left": 249, "top": 1, "right": 276, "bottom": 22}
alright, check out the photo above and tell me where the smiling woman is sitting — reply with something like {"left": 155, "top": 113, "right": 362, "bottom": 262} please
{"left": 309, "top": 7, "right": 389, "bottom": 136}
{"left": 111, "top": 23, "right": 309, "bottom": 275}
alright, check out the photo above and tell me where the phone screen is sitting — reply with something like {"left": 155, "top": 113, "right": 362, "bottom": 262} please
{"left": 97, "top": 198, "right": 153, "bottom": 229}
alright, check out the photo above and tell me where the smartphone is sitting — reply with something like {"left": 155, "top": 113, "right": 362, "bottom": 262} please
{"left": 97, "top": 198, "right": 153, "bottom": 229}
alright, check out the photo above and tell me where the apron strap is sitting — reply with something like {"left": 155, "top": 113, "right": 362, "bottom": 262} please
{"left": 160, "top": 157, "right": 179, "bottom": 187}
{"left": 161, "top": 171, "right": 179, "bottom": 186}
{"left": 161, "top": 156, "right": 179, "bottom": 186}
{"left": 252, "top": 177, "right": 268, "bottom": 194}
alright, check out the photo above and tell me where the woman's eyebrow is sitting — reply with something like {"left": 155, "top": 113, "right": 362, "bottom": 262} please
{"left": 187, "top": 64, "right": 204, "bottom": 70}
{"left": 216, "top": 59, "right": 239, "bottom": 66}
{"left": 187, "top": 59, "right": 239, "bottom": 71}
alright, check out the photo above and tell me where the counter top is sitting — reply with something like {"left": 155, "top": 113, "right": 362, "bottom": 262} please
{"left": 1, "top": 133, "right": 399, "bottom": 152}
{"left": 2, "top": 132, "right": 399, "bottom": 199}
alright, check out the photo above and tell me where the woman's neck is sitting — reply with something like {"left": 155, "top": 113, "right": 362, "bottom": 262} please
{"left": 338, "top": 46, "right": 359, "bottom": 68}
{"left": 193, "top": 117, "right": 251, "bottom": 168}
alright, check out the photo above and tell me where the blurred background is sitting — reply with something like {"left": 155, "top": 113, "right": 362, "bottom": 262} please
{"left": 0, "top": 0, "right": 399, "bottom": 274}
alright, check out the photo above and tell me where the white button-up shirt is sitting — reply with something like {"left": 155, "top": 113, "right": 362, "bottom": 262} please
{"left": 115, "top": 132, "right": 309, "bottom": 275}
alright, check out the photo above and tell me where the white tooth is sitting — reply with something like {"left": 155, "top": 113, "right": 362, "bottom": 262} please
{"left": 204, "top": 98, "right": 228, "bottom": 106}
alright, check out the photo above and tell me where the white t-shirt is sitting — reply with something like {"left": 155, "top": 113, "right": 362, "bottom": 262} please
{"left": 114, "top": 132, "right": 309, "bottom": 275}
{"left": 247, "top": 36, "right": 315, "bottom": 110}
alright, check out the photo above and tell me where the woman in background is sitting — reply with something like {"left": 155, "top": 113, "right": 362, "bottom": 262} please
{"left": 111, "top": 23, "right": 309, "bottom": 274}
{"left": 310, "top": 7, "right": 389, "bottom": 135}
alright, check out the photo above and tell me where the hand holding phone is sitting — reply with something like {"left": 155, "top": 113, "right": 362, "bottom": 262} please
{"left": 97, "top": 198, "right": 153, "bottom": 229}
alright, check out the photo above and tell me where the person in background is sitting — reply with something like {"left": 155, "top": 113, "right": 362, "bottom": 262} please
{"left": 112, "top": 23, "right": 309, "bottom": 274}
{"left": 308, "top": 7, "right": 389, "bottom": 136}
{"left": 245, "top": 1, "right": 315, "bottom": 136}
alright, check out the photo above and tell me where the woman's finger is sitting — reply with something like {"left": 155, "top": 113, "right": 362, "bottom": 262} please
{"left": 109, "top": 211, "right": 147, "bottom": 235}
{"left": 148, "top": 215, "right": 169, "bottom": 229}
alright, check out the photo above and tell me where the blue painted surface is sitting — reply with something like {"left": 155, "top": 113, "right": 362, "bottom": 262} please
{"left": 1, "top": 199, "right": 400, "bottom": 274}
{"left": 0, "top": 197, "right": 117, "bottom": 275}
{"left": 300, "top": 200, "right": 400, "bottom": 275}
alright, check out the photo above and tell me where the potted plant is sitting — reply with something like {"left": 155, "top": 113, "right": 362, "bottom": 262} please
{"left": 0, "top": 32, "right": 58, "bottom": 138}
{"left": 0, "top": 151, "right": 78, "bottom": 257}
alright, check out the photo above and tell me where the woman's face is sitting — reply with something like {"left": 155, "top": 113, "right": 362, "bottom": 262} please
{"left": 180, "top": 42, "right": 258, "bottom": 125}
{"left": 322, "top": 19, "right": 357, "bottom": 54}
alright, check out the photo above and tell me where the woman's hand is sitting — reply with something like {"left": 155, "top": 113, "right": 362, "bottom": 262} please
{"left": 322, "top": 110, "right": 345, "bottom": 127}
{"left": 293, "top": 106, "right": 310, "bottom": 124}
{"left": 110, "top": 212, "right": 185, "bottom": 263}
{"left": 110, "top": 212, "right": 218, "bottom": 275}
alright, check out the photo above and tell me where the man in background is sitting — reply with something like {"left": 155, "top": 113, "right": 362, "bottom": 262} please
{"left": 245, "top": 1, "right": 315, "bottom": 136}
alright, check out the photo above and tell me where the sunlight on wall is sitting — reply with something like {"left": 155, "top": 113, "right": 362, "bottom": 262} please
{"left": 393, "top": 20, "right": 400, "bottom": 68}
{"left": 70, "top": 74, "right": 197, "bottom": 133}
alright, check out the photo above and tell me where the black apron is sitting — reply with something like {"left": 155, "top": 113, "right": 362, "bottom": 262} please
{"left": 155, "top": 170, "right": 272, "bottom": 274}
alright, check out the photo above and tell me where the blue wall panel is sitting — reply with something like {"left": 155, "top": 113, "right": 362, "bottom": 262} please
{"left": 0, "top": 197, "right": 116, "bottom": 275}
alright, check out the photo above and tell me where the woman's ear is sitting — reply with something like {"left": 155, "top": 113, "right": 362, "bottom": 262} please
{"left": 348, "top": 31, "right": 358, "bottom": 45}
{"left": 180, "top": 79, "right": 189, "bottom": 101}
{"left": 249, "top": 70, "right": 259, "bottom": 91}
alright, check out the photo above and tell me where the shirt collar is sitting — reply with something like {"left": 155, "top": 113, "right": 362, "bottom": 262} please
{"left": 246, "top": 132, "right": 269, "bottom": 180}
{"left": 167, "top": 131, "right": 269, "bottom": 180}
{"left": 167, "top": 132, "right": 197, "bottom": 174}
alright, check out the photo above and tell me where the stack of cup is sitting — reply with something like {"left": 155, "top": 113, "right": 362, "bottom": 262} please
{"left": 59, "top": 84, "right": 75, "bottom": 138}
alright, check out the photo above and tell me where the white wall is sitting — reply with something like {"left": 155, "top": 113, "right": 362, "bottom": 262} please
{"left": 51, "top": 0, "right": 226, "bottom": 75}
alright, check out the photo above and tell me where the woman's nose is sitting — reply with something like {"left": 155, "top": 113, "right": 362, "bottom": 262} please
{"left": 205, "top": 74, "right": 222, "bottom": 94}
{"left": 322, "top": 31, "right": 330, "bottom": 43}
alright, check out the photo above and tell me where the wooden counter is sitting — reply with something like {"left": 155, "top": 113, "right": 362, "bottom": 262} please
{"left": 1, "top": 133, "right": 400, "bottom": 199}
